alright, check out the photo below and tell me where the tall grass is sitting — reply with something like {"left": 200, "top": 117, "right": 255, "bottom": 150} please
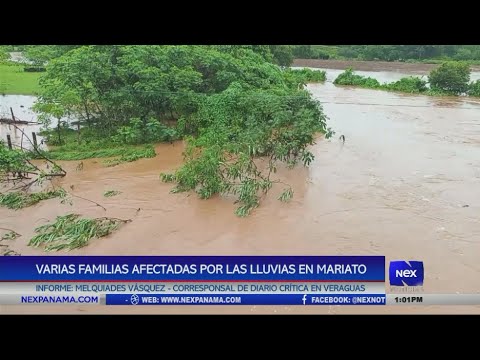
{"left": 0, "top": 63, "right": 41, "bottom": 95}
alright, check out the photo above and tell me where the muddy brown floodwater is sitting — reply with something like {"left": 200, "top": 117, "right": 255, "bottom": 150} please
{"left": 2, "top": 64, "right": 480, "bottom": 314}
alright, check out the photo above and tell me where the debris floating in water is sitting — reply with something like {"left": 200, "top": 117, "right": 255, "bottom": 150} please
{"left": 0, "top": 117, "right": 39, "bottom": 125}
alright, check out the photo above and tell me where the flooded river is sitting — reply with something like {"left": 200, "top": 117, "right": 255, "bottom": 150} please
{"left": 1, "top": 64, "right": 480, "bottom": 314}
{"left": 0, "top": 95, "right": 64, "bottom": 150}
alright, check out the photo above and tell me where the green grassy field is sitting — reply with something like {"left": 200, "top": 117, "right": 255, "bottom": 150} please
{"left": 0, "top": 63, "right": 42, "bottom": 95}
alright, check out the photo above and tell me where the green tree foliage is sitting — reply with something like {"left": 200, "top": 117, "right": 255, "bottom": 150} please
{"left": 469, "top": 80, "right": 480, "bottom": 97}
{"left": 284, "top": 68, "right": 326, "bottom": 85}
{"left": 0, "top": 46, "right": 9, "bottom": 62}
{"left": 269, "top": 45, "right": 294, "bottom": 67}
{"left": 428, "top": 62, "right": 470, "bottom": 94}
{"left": 36, "top": 45, "right": 329, "bottom": 215}
{"left": 292, "top": 45, "right": 330, "bottom": 60}
{"left": 0, "top": 142, "right": 36, "bottom": 179}
{"left": 36, "top": 46, "right": 288, "bottom": 137}
{"left": 293, "top": 45, "right": 315, "bottom": 58}
{"left": 162, "top": 83, "right": 326, "bottom": 216}
{"left": 213, "top": 45, "right": 274, "bottom": 63}
{"left": 114, "top": 118, "right": 178, "bottom": 144}
{"left": 0, "top": 140, "right": 66, "bottom": 186}
{"left": 23, "top": 45, "right": 81, "bottom": 66}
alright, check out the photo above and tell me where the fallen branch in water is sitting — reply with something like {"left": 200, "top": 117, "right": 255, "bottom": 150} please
{"left": 28, "top": 214, "right": 131, "bottom": 252}
{"left": 2, "top": 249, "right": 21, "bottom": 256}
{"left": 1, "top": 230, "right": 21, "bottom": 241}
{"left": 0, "top": 189, "right": 67, "bottom": 210}
{"left": 66, "top": 192, "right": 107, "bottom": 211}
{"left": 0, "top": 228, "right": 21, "bottom": 254}
{"left": 10, "top": 123, "right": 65, "bottom": 172}
{"left": 94, "top": 217, "right": 132, "bottom": 223}
{"left": 0, "top": 227, "right": 21, "bottom": 235}
{"left": 103, "top": 190, "right": 121, "bottom": 197}
{"left": 1, "top": 125, "right": 66, "bottom": 189}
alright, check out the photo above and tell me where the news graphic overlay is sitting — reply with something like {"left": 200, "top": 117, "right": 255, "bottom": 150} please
{"left": 388, "top": 260, "right": 425, "bottom": 296}
{"left": 389, "top": 261, "right": 424, "bottom": 287}
{"left": 0, "top": 256, "right": 386, "bottom": 306}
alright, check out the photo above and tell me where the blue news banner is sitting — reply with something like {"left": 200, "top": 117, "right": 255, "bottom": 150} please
{"left": 0, "top": 256, "right": 386, "bottom": 306}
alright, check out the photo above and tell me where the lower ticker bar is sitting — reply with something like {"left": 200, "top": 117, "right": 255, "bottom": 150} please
{"left": 106, "top": 294, "right": 387, "bottom": 305}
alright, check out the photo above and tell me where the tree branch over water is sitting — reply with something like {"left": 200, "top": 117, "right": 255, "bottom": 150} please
{"left": 1, "top": 124, "right": 66, "bottom": 188}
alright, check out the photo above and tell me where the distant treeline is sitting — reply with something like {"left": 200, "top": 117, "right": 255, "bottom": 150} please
{"left": 5, "top": 45, "right": 480, "bottom": 68}
{"left": 292, "top": 45, "right": 480, "bottom": 62}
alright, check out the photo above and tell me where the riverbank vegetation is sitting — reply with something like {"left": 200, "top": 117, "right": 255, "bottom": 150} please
{"left": 34, "top": 127, "right": 157, "bottom": 163}
{"left": 4, "top": 45, "right": 480, "bottom": 96}
{"left": 469, "top": 80, "right": 480, "bottom": 97}
{"left": 334, "top": 62, "right": 480, "bottom": 97}
{"left": 3, "top": 45, "right": 329, "bottom": 217}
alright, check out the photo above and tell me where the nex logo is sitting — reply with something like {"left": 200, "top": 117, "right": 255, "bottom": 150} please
{"left": 389, "top": 261, "right": 424, "bottom": 286}
{"left": 395, "top": 269, "right": 417, "bottom": 277}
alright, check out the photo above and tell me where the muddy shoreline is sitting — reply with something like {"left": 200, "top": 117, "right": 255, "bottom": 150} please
{"left": 293, "top": 59, "right": 480, "bottom": 73}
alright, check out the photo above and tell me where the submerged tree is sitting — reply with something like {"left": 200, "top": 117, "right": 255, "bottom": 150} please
{"left": 35, "top": 45, "right": 329, "bottom": 216}
{"left": 162, "top": 83, "right": 327, "bottom": 216}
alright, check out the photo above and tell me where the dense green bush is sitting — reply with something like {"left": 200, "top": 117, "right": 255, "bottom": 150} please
{"left": 469, "top": 80, "right": 480, "bottom": 97}
{"left": 333, "top": 68, "right": 380, "bottom": 88}
{"left": 284, "top": 68, "right": 327, "bottom": 84}
{"left": 114, "top": 118, "right": 178, "bottom": 145}
{"left": 428, "top": 62, "right": 470, "bottom": 95}
{"left": 384, "top": 77, "right": 428, "bottom": 93}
